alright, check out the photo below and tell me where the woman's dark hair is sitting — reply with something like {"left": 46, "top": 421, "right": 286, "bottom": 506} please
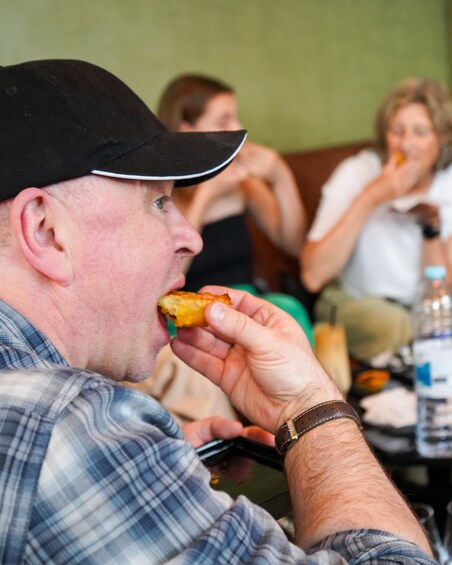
{"left": 157, "top": 74, "right": 234, "bottom": 132}
{"left": 374, "top": 77, "right": 452, "bottom": 169}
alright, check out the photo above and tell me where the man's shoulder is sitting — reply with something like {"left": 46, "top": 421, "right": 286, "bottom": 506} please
{"left": 0, "top": 367, "right": 110, "bottom": 420}
{"left": 0, "top": 365, "right": 177, "bottom": 434}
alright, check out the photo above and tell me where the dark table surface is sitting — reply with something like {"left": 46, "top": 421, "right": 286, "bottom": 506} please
{"left": 198, "top": 364, "right": 452, "bottom": 533}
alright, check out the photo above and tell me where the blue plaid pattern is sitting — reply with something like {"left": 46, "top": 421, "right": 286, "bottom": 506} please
{"left": 0, "top": 300, "right": 436, "bottom": 563}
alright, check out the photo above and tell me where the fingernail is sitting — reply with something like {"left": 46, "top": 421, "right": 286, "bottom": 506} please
{"left": 210, "top": 301, "right": 226, "bottom": 323}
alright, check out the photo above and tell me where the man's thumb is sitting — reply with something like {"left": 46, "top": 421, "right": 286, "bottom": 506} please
{"left": 207, "top": 300, "right": 262, "bottom": 351}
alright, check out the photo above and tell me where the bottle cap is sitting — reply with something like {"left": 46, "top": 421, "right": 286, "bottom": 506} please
{"left": 424, "top": 265, "right": 446, "bottom": 280}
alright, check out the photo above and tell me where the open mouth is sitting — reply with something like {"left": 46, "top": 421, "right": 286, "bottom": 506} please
{"left": 158, "top": 308, "right": 169, "bottom": 325}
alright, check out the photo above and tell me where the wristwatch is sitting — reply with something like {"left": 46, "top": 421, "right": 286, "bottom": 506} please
{"left": 275, "top": 400, "right": 362, "bottom": 455}
{"left": 421, "top": 223, "right": 440, "bottom": 240}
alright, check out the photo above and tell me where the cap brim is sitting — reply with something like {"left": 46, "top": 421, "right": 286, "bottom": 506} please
{"left": 91, "top": 129, "right": 247, "bottom": 188}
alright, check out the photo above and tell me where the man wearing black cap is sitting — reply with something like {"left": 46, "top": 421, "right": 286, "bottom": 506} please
{"left": 0, "top": 60, "right": 433, "bottom": 563}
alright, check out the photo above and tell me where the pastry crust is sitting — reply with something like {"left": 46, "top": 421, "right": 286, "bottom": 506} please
{"left": 158, "top": 291, "right": 232, "bottom": 327}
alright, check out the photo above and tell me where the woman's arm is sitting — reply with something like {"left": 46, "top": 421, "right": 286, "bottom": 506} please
{"left": 240, "top": 142, "right": 307, "bottom": 257}
{"left": 176, "top": 170, "right": 243, "bottom": 233}
{"left": 174, "top": 161, "right": 249, "bottom": 273}
{"left": 420, "top": 232, "right": 452, "bottom": 285}
{"left": 301, "top": 183, "right": 380, "bottom": 292}
{"left": 301, "top": 154, "right": 427, "bottom": 292}
{"left": 411, "top": 203, "right": 450, "bottom": 280}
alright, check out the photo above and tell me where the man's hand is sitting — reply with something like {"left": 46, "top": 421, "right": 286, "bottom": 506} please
{"left": 182, "top": 416, "right": 274, "bottom": 449}
{"left": 174, "top": 288, "right": 433, "bottom": 556}
{"left": 171, "top": 287, "right": 341, "bottom": 433}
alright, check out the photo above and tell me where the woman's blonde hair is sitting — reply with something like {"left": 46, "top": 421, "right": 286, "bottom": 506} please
{"left": 374, "top": 77, "right": 452, "bottom": 169}
{"left": 157, "top": 74, "right": 234, "bottom": 132}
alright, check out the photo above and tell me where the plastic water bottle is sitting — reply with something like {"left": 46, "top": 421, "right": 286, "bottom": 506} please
{"left": 412, "top": 265, "right": 452, "bottom": 458}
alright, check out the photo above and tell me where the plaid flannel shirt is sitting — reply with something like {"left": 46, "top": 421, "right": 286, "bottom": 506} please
{"left": 0, "top": 300, "right": 435, "bottom": 564}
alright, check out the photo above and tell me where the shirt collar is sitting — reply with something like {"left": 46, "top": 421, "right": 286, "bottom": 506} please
{"left": 0, "top": 300, "right": 69, "bottom": 368}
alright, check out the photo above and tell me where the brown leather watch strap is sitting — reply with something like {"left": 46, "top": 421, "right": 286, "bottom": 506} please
{"left": 275, "top": 400, "right": 362, "bottom": 454}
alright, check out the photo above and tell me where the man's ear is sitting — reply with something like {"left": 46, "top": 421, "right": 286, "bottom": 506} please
{"left": 9, "top": 187, "right": 73, "bottom": 285}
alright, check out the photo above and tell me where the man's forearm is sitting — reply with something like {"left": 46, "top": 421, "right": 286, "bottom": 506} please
{"left": 284, "top": 418, "right": 432, "bottom": 555}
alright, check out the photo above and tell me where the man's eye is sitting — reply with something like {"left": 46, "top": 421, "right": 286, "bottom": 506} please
{"left": 154, "top": 196, "right": 171, "bottom": 211}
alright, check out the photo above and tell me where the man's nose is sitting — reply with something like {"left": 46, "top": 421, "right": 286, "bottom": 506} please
{"left": 188, "top": 225, "right": 203, "bottom": 256}
{"left": 176, "top": 214, "right": 203, "bottom": 257}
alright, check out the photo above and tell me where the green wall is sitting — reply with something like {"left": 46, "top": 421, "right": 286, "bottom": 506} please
{"left": 1, "top": 0, "right": 449, "bottom": 152}
{"left": 447, "top": 0, "right": 452, "bottom": 83}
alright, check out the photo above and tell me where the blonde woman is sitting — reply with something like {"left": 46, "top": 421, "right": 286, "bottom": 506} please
{"left": 302, "top": 78, "right": 452, "bottom": 363}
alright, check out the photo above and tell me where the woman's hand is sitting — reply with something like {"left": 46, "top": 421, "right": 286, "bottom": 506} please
{"left": 171, "top": 287, "right": 341, "bottom": 432}
{"left": 238, "top": 141, "right": 306, "bottom": 256}
{"left": 409, "top": 202, "right": 440, "bottom": 228}
{"left": 368, "top": 154, "right": 427, "bottom": 205}
{"left": 196, "top": 159, "right": 250, "bottom": 203}
{"left": 238, "top": 141, "right": 283, "bottom": 184}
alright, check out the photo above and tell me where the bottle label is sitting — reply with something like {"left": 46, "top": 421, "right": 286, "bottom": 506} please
{"left": 413, "top": 338, "right": 452, "bottom": 398}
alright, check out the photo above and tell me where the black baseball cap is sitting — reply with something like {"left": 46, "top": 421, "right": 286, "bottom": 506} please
{"left": 0, "top": 59, "right": 247, "bottom": 201}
